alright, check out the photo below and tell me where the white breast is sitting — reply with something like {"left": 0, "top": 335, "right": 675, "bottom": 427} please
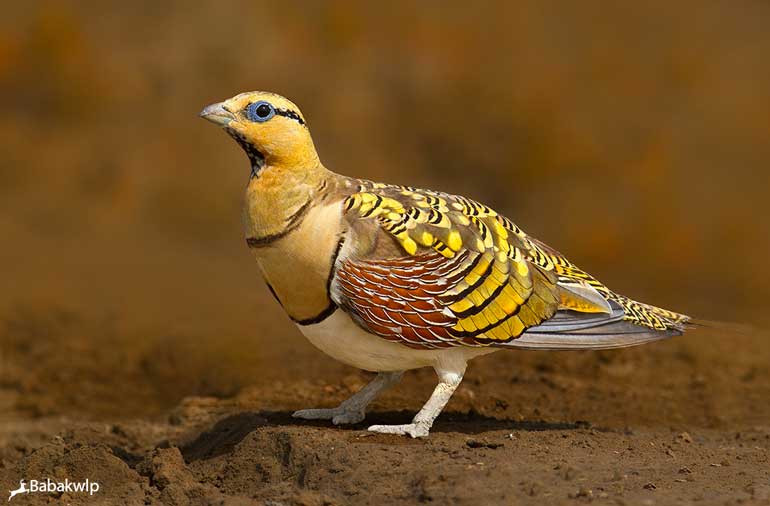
{"left": 297, "top": 310, "right": 498, "bottom": 372}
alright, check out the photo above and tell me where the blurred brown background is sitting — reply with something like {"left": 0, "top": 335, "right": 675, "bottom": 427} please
{"left": 1, "top": 1, "right": 769, "bottom": 419}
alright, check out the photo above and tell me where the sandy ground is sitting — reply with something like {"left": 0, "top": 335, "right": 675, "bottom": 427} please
{"left": 2, "top": 317, "right": 769, "bottom": 505}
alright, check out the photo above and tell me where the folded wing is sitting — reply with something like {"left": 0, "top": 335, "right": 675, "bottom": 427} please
{"left": 334, "top": 182, "right": 688, "bottom": 351}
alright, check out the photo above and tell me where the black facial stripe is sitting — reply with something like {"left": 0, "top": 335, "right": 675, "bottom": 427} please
{"left": 275, "top": 108, "right": 306, "bottom": 126}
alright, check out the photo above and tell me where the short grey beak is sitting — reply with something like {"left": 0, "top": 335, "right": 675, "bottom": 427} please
{"left": 199, "top": 102, "right": 235, "bottom": 126}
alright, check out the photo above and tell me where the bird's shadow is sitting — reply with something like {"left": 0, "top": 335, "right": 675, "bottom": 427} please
{"left": 179, "top": 410, "right": 590, "bottom": 463}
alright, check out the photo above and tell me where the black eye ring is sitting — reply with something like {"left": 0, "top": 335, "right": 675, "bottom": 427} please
{"left": 246, "top": 101, "right": 275, "bottom": 122}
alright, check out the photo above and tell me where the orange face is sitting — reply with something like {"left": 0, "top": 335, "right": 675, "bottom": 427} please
{"left": 200, "top": 91, "right": 319, "bottom": 170}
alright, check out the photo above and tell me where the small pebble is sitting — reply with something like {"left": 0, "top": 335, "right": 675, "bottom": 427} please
{"left": 465, "top": 439, "right": 503, "bottom": 449}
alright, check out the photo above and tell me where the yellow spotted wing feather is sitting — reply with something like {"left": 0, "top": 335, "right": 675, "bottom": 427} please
{"left": 335, "top": 181, "right": 689, "bottom": 350}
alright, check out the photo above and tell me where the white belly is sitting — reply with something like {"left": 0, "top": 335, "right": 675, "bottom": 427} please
{"left": 297, "top": 310, "right": 498, "bottom": 372}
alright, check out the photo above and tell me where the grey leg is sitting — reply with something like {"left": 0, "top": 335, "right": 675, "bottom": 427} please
{"left": 367, "top": 366, "right": 464, "bottom": 438}
{"left": 293, "top": 371, "right": 403, "bottom": 425}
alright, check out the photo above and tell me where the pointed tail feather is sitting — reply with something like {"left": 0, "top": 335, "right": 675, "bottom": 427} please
{"left": 685, "top": 318, "right": 753, "bottom": 336}
{"left": 501, "top": 320, "right": 681, "bottom": 350}
{"left": 496, "top": 301, "right": 685, "bottom": 351}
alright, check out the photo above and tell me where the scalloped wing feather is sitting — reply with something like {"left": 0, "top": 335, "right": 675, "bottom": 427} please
{"left": 334, "top": 181, "right": 689, "bottom": 351}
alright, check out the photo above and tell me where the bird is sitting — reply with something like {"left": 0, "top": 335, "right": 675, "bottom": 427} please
{"left": 200, "top": 91, "right": 691, "bottom": 438}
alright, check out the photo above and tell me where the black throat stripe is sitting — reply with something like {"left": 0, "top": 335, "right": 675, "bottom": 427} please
{"left": 225, "top": 127, "right": 265, "bottom": 178}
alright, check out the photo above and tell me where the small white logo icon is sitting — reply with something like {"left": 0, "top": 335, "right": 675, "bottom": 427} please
{"left": 8, "top": 480, "right": 28, "bottom": 502}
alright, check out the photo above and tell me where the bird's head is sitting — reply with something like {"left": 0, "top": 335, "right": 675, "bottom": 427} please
{"left": 199, "top": 91, "right": 320, "bottom": 175}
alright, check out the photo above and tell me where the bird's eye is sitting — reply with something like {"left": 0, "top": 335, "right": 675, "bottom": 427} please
{"left": 246, "top": 101, "right": 275, "bottom": 122}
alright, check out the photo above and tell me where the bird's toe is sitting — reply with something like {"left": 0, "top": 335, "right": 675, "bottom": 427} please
{"left": 293, "top": 408, "right": 365, "bottom": 425}
{"left": 367, "top": 423, "right": 430, "bottom": 438}
{"left": 292, "top": 408, "right": 336, "bottom": 420}
{"left": 331, "top": 410, "right": 366, "bottom": 425}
